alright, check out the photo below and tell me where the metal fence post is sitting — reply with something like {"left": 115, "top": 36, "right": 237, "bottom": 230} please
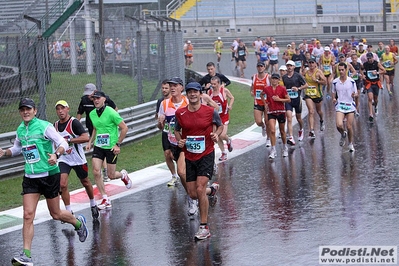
{"left": 36, "top": 35, "right": 47, "bottom": 120}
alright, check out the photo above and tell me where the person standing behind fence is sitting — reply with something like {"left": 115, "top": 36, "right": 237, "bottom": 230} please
{"left": 105, "top": 38, "right": 113, "bottom": 60}
{"left": 115, "top": 40, "right": 122, "bottom": 61}
{"left": 0, "top": 98, "right": 89, "bottom": 266}
{"left": 86, "top": 90, "right": 132, "bottom": 210}
{"left": 124, "top": 37, "right": 132, "bottom": 58}
{"left": 54, "top": 100, "right": 100, "bottom": 221}
{"left": 76, "top": 83, "right": 118, "bottom": 183}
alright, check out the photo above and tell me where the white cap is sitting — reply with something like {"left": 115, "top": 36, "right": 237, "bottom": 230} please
{"left": 287, "top": 44, "right": 291, "bottom": 47}
{"left": 286, "top": 60, "right": 295, "bottom": 66}
{"left": 218, "top": 37, "right": 221, "bottom": 40}
{"left": 279, "top": 65, "right": 287, "bottom": 71}
{"left": 324, "top": 46, "right": 330, "bottom": 51}
{"left": 359, "top": 42, "right": 364, "bottom": 46}
{"left": 272, "top": 41, "right": 276, "bottom": 45}
{"left": 187, "top": 40, "right": 191, "bottom": 43}
{"left": 336, "top": 38, "right": 341, "bottom": 43}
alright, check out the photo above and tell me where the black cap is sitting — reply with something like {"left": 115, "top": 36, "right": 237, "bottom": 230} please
{"left": 185, "top": 82, "right": 202, "bottom": 92}
{"left": 271, "top": 73, "right": 280, "bottom": 79}
{"left": 19, "top": 98, "right": 35, "bottom": 109}
{"left": 168, "top": 77, "right": 184, "bottom": 85}
{"left": 366, "top": 52, "right": 374, "bottom": 58}
{"left": 308, "top": 58, "right": 316, "bottom": 63}
{"left": 257, "top": 61, "right": 265, "bottom": 67}
{"left": 339, "top": 53, "right": 345, "bottom": 58}
{"left": 92, "top": 91, "right": 106, "bottom": 98}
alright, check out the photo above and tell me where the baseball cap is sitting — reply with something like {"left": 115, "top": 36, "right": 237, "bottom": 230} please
{"left": 287, "top": 44, "right": 291, "bottom": 47}
{"left": 168, "top": 77, "right": 184, "bottom": 85}
{"left": 286, "top": 60, "right": 295, "bottom": 66}
{"left": 324, "top": 46, "right": 330, "bottom": 51}
{"left": 366, "top": 52, "right": 374, "bottom": 58}
{"left": 92, "top": 91, "right": 106, "bottom": 98}
{"left": 19, "top": 98, "right": 35, "bottom": 109}
{"left": 55, "top": 100, "right": 69, "bottom": 108}
{"left": 279, "top": 65, "right": 287, "bottom": 71}
{"left": 272, "top": 41, "right": 276, "bottom": 45}
{"left": 336, "top": 38, "right": 341, "bottom": 42}
{"left": 271, "top": 73, "right": 280, "bottom": 79}
{"left": 339, "top": 53, "right": 345, "bottom": 58}
{"left": 308, "top": 58, "right": 316, "bottom": 63}
{"left": 218, "top": 37, "right": 221, "bottom": 40}
{"left": 185, "top": 82, "right": 202, "bottom": 92}
{"left": 187, "top": 40, "right": 191, "bottom": 44}
{"left": 83, "top": 83, "right": 96, "bottom": 95}
{"left": 359, "top": 42, "right": 364, "bottom": 46}
{"left": 257, "top": 61, "right": 265, "bottom": 67}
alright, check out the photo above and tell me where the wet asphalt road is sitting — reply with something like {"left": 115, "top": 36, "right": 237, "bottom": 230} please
{"left": 1, "top": 53, "right": 399, "bottom": 266}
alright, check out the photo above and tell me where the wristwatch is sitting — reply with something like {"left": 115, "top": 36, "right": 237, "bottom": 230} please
{"left": 55, "top": 152, "right": 61, "bottom": 159}
{"left": 116, "top": 143, "right": 121, "bottom": 147}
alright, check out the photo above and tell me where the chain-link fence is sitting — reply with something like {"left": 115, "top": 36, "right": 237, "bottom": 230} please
{"left": 0, "top": 7, "right": 183, "bottom": 134}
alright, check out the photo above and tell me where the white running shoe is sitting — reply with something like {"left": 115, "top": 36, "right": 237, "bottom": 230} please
{"left": 298, "top": 129, "right": 304, "bottom": 141}
{"left": 348, "top": 143, "right": 355, "bottom": 152}
{"left": 282, "top": 147, "right": 288, "bottom": 157}
{"left": 187, "top": 197, "right": 198, "bottom": 220}
{"left": 98, "top": 199, "right": 112, "bottom": 210}
{"left": 269, "top": 149, "right": 277, "bottom": 159}
{"left": 339, "top": 131, "right": 347, "bottom": 147}
{"left": 266, "top": 138, "right": 271, "bottom": 147}
{"left": 121, "top": 169, "right": 132, "bottom": 189}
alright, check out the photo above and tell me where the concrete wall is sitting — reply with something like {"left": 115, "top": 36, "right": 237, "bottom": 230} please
{"left": 181, "top": 14, "right": 399, "bottom": 38}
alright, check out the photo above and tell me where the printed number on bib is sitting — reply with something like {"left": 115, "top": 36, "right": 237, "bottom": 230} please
{"left": 186, "top": 136, "right": 205, "bottom": 153}
{"left": 96, "top": 134, "right": 110, "bottom": 147}
{"left": 295, "top": 61, "right": 302, "bottom": 68}
{"left": 367, "top": 70, "right": 378, "bottom": 79}
{"left": 287, "top": 89, "right": 298, "bottom": 98}
{"left": 383, "top": 60, "right": 391, "bottom": 68}
{"left": 338, "top": 102, "right": 352, "bottom": 112}
{"left": 270, "top": 54, "right": 278, "bottom": 60}
{"left": 255, "top": 89, "right": 263, "bottom": 100}
{"left": 22, "top": 144, "right": 40, "bottom": 163}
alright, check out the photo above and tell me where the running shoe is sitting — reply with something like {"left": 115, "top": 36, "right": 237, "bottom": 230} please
{"left": 261, "top": 126, "right": 266, "bottom": 137}
{"left": 339, "top": 131, "right": 347, "bottom": 147}
{"left": 209, "top": 182, "right": 220, "bottom": 207}
{"left": 266, "top": 138, "right": 271, "bottom": 147}
{"left": 374, "top": 106, "right": 378, "bottom": 115}
{"left": 219, "top": 152, "right": 227, "bottom": 161}
{"left": 103, "top": 168, "right": 111, "bottom": 182}
{"left": 11, "top": 253, "right": 33, "bottom": 266}
{"left": 121, "top": 169, "right": 132, "bottom": 189}
{"left": 187, "top": 196, "right": 198, "bottom": 219}
{"left": 389, "top": 91, "right": 393, "bottom": 97}
{"left": 195, "top": 225, "right": 211, "bottom": 240}
{"left": 269, "top": 149, "right": 277, "bottom": 159}
{"left": 320, "top": 120, "right": 325, "bottom": 131}
{"left": 98, "top": 199, "right": 112, "bottom": 210}
{"left": 309, "top": 130, "right": 316, "bottom": 139}
{"left": 282, "top": 147, "right": 288, "bottom": 157}
{"left": 167, "top": 176, "right": 179, "bottom": 187}
{"left": 91, "top": 205, "right": 100, "bottom": 221}
{"left": 76, "top": 215, "right": 89, "bottom": 242}
{"left": 227, "top": 138, "right": 233, "bottom": 152}
{"left": 298, "top": 129, "right": 304, "bottom": 141}
{"left": 348, "top": 143, "right": 355, "bottom": 152}
{"left": 355, "top": 111, "right": 360, "bottom": 117}
{"left": 287, "top": 136, "right": 295, "bottom": 146}
{"left": 369, "top": 116, "right": 374, "bottom": 122}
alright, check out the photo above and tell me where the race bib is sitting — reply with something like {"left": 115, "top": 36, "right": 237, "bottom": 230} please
{"left": 96, "top": 134, "right": 110, "bottom": 147}
{"left": 306, "top": 86, "right": 317, "bottom": 96}
{"left": 217, "top": 103, "right": 223, "bottom": 114}
{"left": 270, "top": 54, "right": 278, "bottom": 60}
{"left": 295, "top": 61, "right": 302, "bottom": 67}
{"left": 367, "top": 70, "right": 378, "bottom": 79}
{"left": 22, "top": 144, "right": 40, "bottom": 164}
{"left": 287, "top": 89, "right": 298, "bottom": 98}
{"left": 261, "top": 52, "right": 267, "bottom": 57}
{"left": 352, "top": 74, "right": 359, "bottom": 80}
{"left": 238, "top": 50, "right": 245, "bottom": 56}
{"left": 383, "top": 60, "right": 391, "bottom": 68}
{"left": 186, "top": 135, "right": 205, "bottom": 153}
{"left": 323, "top": 64, "right": 331, "bottom": 73}
{"left": 167, "top": 118, "right": 178, "bottom": 145}
{"left": 338, "top": 102, "right": 352, "bottom": 112}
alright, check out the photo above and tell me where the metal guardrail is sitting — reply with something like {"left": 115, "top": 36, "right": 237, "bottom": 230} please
{"left": 0, "top": 100, "right": 158, "bottom": 178}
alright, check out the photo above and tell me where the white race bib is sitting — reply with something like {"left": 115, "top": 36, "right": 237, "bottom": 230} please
{"left": 186, "top": 135, "right": 205, "bottom": 153}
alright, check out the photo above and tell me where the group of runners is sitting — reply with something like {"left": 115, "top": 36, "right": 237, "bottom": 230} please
{"left": 250, "top": 37, "right": 397, "bottom": 158}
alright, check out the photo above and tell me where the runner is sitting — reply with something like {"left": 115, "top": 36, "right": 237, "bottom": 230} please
{"left": 198, "top": 62, "right": 231, "bottom": 93}
{"left": 237, "top": 40, "right": 248, "bottom": 77}
{"left": 251, "top": 61, "right": 271, "bottom": 146}
{"left": 157, "top": 77, "right": 198, "bottom": 219}
{"left": 261, "top": 73, "right": 291, "bottom": 159}
{"left": 381, "top": 45, "right": 397, "bottom": 96}
{"left": 303, "top": 58, "right": 327, "bottom": 138}
{"left": 54, "top": 100, "right": 100, "bottom": 220}
{"left": 184, "top": 40, "right": 194, "bottom": 68}
{"left": 332, "top": 62, "right": 358, "bottom": 152}
{"left": 267, "top": 41, "right": 280, "bottom": 74}
{"left": 362, "top": 52, "right": 386, "bottom": 122}
{"left": 283, "top": 60, "right": 308, "bottom": 145}
{"left": 213, "top": 37, "right": 224, "bottom": 65}
{"left": 319, "top": 46, "right": 335, "bottom": 95}
{"left": 253, "top": 36, "right": 262, "bottom": 62}
{"left": 208, "top": 76, "right": 235, "bottom": 161}
{"left": 0, "top": 98, "right": 88, "bottom": 266}
{"left": 86, "top": 90, "right": 132, "bottom": 210}
{"left": 156, "top": 80, "right": 179, "bottom": 186}
{"left": 174, "top": 81, "right": 223, "bottom": 240}
{"left": 349, "top": 53, "right": 364, "bottom": 115}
